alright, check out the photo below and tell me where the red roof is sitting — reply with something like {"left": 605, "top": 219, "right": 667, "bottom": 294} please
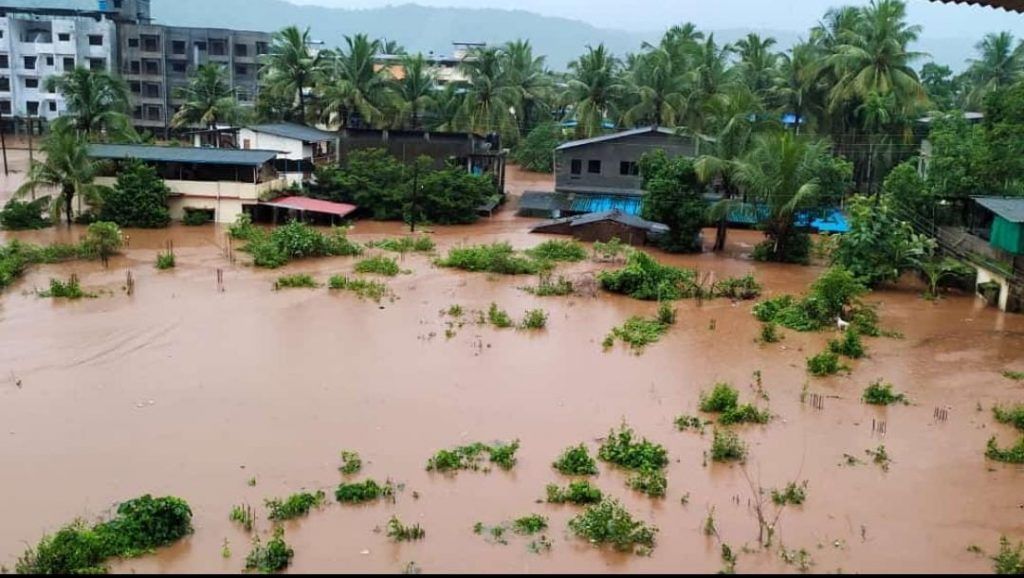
{"left": 263, "top": 196, "right": 358, "bottom": 218}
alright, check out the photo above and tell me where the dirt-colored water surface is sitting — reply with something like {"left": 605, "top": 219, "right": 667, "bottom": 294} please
{"left": 2, "top": 166, "right": 1024, "bottom": 574}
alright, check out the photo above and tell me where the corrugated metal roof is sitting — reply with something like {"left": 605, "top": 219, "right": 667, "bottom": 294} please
{"left": 569, "top": 210, "right": 668, "bottom": 232}
{"left": 974, "top": 196, "right": 1024, "bottom": 224}
{"left": 247, "top": 123, "right": 338, "bottom": 143}
{"left": 930, "top": 0, "right": 1024, "bottom": 12}
{"left": 556, "top": 126, "right": 683, "bottom": 151}
{"left": 262, "top": 196, "right": 357, "bottom": 217}
{"left": 88, "top": 144, "right": 279, "bottom": 166}
{"left": 0, "top": 0, "right": 108, "bottom": 12}
{"left": 518, "top": 191, "right": 571, "bottom": 212}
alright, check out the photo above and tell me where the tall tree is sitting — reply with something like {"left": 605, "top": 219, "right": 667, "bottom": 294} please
{"left": 318, "top": 34, "right": 389, "bottom": 129}
{"left": 563, "top": 44, "right": 623, "bottom": 138}
{"left": 502, "top": 39, "right": 552, "bottom": 136}
{"left": 171, "top": 64, "right": 241, "bottom": 131}
{"left": 389, "top": 53, "right": 437, "bottom": 130}
{"left": 684, "top": 35, "right": 736, "bottom": 134}
{"left": 964, "top": 32, "right": 1024, "bottom": 108}
{"left": 17, "top": 129, "right": 100, "bottom": 226}
{"left": 43, "top": 68, "right": 132, "bottom": 141}
{"left": 458, "top": 46, "right": 519, "bottom": 137}
{"left": 260, "top": 26, "right": 325, "bottom": 124}
{"left": 622, "top": 47, "right": 687, "bottom": 127}
{"left": 734, "top": 33, "right": 780, "bottom": 101}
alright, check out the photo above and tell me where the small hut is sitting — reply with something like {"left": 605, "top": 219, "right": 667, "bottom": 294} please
{"left": 530, "top": 209, "right": 669, "bottom": 246}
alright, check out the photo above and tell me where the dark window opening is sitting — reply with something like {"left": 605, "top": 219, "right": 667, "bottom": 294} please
{"left": 588, "top": 160, "right": 602, "bottom": 174}
{"left": 45, "top": 56, "right": 53, "bottom": 67}
{"left": 570, "top": 159, "right": 582, "bottom": 175}
{"left": 619, "top": 161, "right": 639, "bottom": 176}
{"left": 145, "top": 105, "right": 161, "bottom": 121}
{"left": 129, "top": 60, "right": 140, "bottom": 74}
{"left": 48, "top": 101, "right": 56, "bottom": 112}
{"left": 141, "top": 35, "right": 160, "bottom": 52}
{"left": 171, "top": 61, "right": 186, "bottom": 73}
{"left": 209, "top": 40, "right": 227, "bottom": 56}
{"left": 129, "top": 81, "right": 141, "bottom": 94}
{"left": 26, "top": 101, "right": 39, "bottom": 116}
{"left": 172, "top": 40, "right": 186, "bottom": 55}
{"left": 144, "top": 83, "right": 160, "bottom": 98}
{"left": 234, "top": 63, "right": 249, "bottom": 76}
{"left": 0, "top": 77, "right": 9, "bottom": 91}
{"left": 256, "top": 42, "right": 269, "bottom": 55}
{"left": 23, "top": 56, "right": 36, "bottom": 70}
{"left": 143, "top": 59, "right": 159, "bottom": 75}
{"left": 24, "top": 78, "right": 38, "bottom": 89}
{"left": 89, "top": 58, "right": 105, "bottom": 71}
{"left": 63, "top": 57, "right": 74, "bottom": 70}
{"left": 88, "top": 35, "right": 103, "bottom": 47}
{"left": 0, "top": 55, "right": 9, "bottom": 69}
{"left": 128, "top": 37, "right": 139, "bottom": 48}
{"left": 0, "top": 101, "right": 11, "bottom": 115}
{"left": 235, "top": 43, "right": 248, "bottom": 57}
{"left": 57, "top": 33, "right": 70, "bottom": 42}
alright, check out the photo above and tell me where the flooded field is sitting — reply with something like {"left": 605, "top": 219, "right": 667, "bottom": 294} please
{"left": 1, "top": 167, "right": 1024, "bottom": 574}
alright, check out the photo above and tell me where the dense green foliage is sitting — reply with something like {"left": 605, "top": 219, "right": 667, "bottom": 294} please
{"left": 994, "top": 537, "right": 1024, "bottom": 575}
{"left": 526, "top": 240, "right": 588, "bottom": 262}
{"left": 598, "top": 251, "right": 694, "bottom": 300}
{"left": 753, "top": 267, "right": 871, "bottom": 333}
{"left": 245, "top": 527, "right": 294, "bottom": 574}
{"left": 355, "top": 255, "right": 402, "bottom": 277}
{"left": 710, "top": 429, "right": 747, "bottom": 462}
{"left": 0, "top": 197, "right": 50, "bottom": 230}
{"left": 553, "top": 444, "right": 598, "bottom": 476}
{"left": 597, "top": 424, "right": 669, "bottom": 497}
{"left": 97, "top": 160, "right": 171, "bottom": 228}
{"left": 273, "top": 274, "right": 320, "bottom": 290}
{"left": 426, "top": 440, "right": 521, "bottom": 473}
{"left": 832, "top": 196, "right": 933, "bottom": 287}
{"left": 639, "top": 151, "right": 707, "bottom": 253}
{"left": 334, "top": 480, "right": 393, "bottom": 503}
{"left": 699, "top": 382, "right": 771, "bottom": 425}
{"left": 436, "top": 242, "right": 548, "bottom": 275}
{"left": 807, "top": 351, "right": 846, "bottom": 377}
{"left": 520, "top": 308, "right": 549, "bottom": 330}
{"left": 265, "top": 491, "right": 326, "bottom": 520}
{"left": 81, "top": 222, "right": 125, "bottom": 262}
{"left": 863, "top": 380, "right": 908, "bottom": 406}
{"left": 38, "top": 276, "right": 93, "bottom": 300}
{"left": 181, "top": 208, "right": 212, "bottom": 226}
{"left": 567, "top": 499, "right": 657, "bottom": 554}
{"left": 771, "top": 482, "right": 808, "bottom": 506}
{"left": 829, "top": 329, "right": 866, "bottom": 359}
{"left": 986, "top": 436, "right": 1024, "bottom": 464}
{"left": 15, "top": 495, "right": 193, "bottom": 574}
{"left": 511, "top": 122, "right": 561, "bottom": 172}
{"left": 604, "top": 315, "right": 672, "bottom": 353}
{"left": 240, "top": 221, "right": 362, "bottom": 269}
{"left": 546, "top": 481, "right": 603, "bottom": 505}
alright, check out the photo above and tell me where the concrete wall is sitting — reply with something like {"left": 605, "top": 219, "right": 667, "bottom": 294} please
{"left": 977, "top": 266, "right": 1011, "bottom": 312}
{"left": 95, "top": 175, "right": 287, "bottom": 223}
{"left": 555, "top": 132, "right": 698, "bottom": 194}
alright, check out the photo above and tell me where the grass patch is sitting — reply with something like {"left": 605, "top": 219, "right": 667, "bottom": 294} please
{"left": 512, "top": 515, "right": 549, "bottom": 535}
{"left": 520, "top": 309, "right": 549, "bottom": 330}
{"left": 426, "top": 440, "right": 520, "bottom": 473}
{"left": 828, "top": 329, "right": 866, "bottom": 359}
{"left": 1004, "top": 371, "right": 1024, "bottom": 382}
{"left": 230, "top": 504, "right": 256, "bottom": 532}
{"left": 807, "top": 351, "right": 847, "bottom": 377}
{"left": 753, "top": 266, "right": 880, "bottom": 336}
{"left": 155, "top": 251, "right": 175, "bottom": 270}
{"left": 524, "top": 273, "right": 575, "bottom": 296}
{"left": 598, "top": 251, "right": 762, "bottom": 301}
{"left": 553, "top": 444, "right": 599, "bottom": 476}
{"left": 339, "top": 450, "right": 362, "bottom": 475}
{"left": 987, "top": 437, "right": 1024, "bottom": 464}
{"left": 710, "top": 429, "right": 747, "bottom": 462}
{"left": 242, "top": 221, "right": 362, "bottom": 269}
{"left": 355, "top": 255, "right": 402, "bottom": 277}
{"left": 273, "top": 274, "right": 319, "bottom": 290}
{"left": 265, "top": 490, "right": 325, "bottom": 521}
{"left": 38, "top": 275, "right": 96, "bottom": 299}
{"left": 14, "top": 495, "right": 193, "bottom": 574}
{"left": 699, "top": 382, "right": 771, "bottom": 425}
{"left": 387, "top": 516, "right": 425, "bottom": 542}
{"left": 334, "top": 479, "right": 394, "bottom": 504}
{"left": 328, "top": 275, "right": 392, "bottom": 303}
{"left": 759, "top": 322, "right": 783, "bottom": 344}
{"left": 604, "top": 316, "right": 670, "bottom": 353}
{"left": 487, "top": 303, "right": 514, "bottom": 328}
{"left": 546, "top": 481, "right": 603, "bottom": 505}
{"left": 567, "top": 499, "right": 657, "bottom": 554}
{"left": 598, "top": 424, "right": 668, "bottom": 498}
{"left": 436, "top": 242, "right": 548, "bottom": 275}
{"left": 675, "top": 414, "right": 711, "bottom": 434}
{"left": 994, "top": 537, "right": 1024, "bottom": 574}
{"left": 526, "top": 240, "right": 588, "bottom": 262}
{"left": 771, "top": 481, "right": 808, "bottom": 506}
{"left": 994, "top": 405, "right": 1024, "bottom": 431}
{"left": 245, "top": 526, "right": 293, "bottom": 574}
{"left": 366, "top": 236, "right": 435, "bottom": 253}
{"left": 863, "top": 380, "right": 908, "bottom": 406}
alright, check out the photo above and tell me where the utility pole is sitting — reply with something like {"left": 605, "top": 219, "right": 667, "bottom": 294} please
{"left": 409, "top": 160, "right": 419, "bottom": 233}
{"left": 26, "top": 115, "right": 35, "bottom": 199}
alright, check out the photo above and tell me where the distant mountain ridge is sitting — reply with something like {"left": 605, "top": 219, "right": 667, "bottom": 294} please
{"left": 151, "top": 0, "right": 978, "bottom": 71}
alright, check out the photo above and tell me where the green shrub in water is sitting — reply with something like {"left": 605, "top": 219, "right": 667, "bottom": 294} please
{"left": 355, "top": 255, "right": 402, "bottom": 277}
{"left": 273, "top": 274, "right": 319, "bottom": 290}
{"left": 987, "top": 437, "right": 1024, "bottom": 464}
{"left": 335, "top": 480, "right": 393, "bottom": 504}
{"left": 829, "top": 329, "right": 866, "bottom": 359}
{"left": 487, "top": 303, "right": 514, "bottom": 328}
{"left": 567, "top": 499, "right": 657, "bottom": 554}
{"left": 598, "top": 251, "right": 695, "bottom": 301}
{"left": 700, "top": 383, "right": 740, "bottom": 413}
{"left": 366, "top": 236, "right": 435, "bottom": 253}
{"left": 245, "top": 526, "right": 293, "bottom": 573}
{"left": 328, "top": 275, "right": 392, "bottom": 302}
{"left": 436, "top": 242, "right": 546, "bottom": 275}
{"left": 605, "top": 316, "right": 670, "bottom": 353}
{"left": 520, "top": 308, "right": 549, "bottom": 330}
{"left": 387, "top": 516, "right": 425, "bottom": 542}
{"left": 512, "top": 515, "right": 548, "bottom": 535}
{"left": 546, "top": 481, "right": 603, "bottom": 505}
{"left": 552, "top": 444, "right": 598, "bottom": 476}
{"left": 807, "top": 351, "right": 846, "bottom": 377}
{"left": 993, "top": 537, "right": 1024, "bottom": 574}
{"left": 771, "top": 481, "right": 808, "bottom": 506}
{"left": 863, "top": 380, "right": 908, "bottom": 406}
{"left": 710, "top": 429, "right": 747, "bottom": 462}
{"left": 426, "top": 441, "right": 520, "bottom": 473}
{"left": 598, "top": 425, "right": 669, "bottom": 471}
{"left": 155, "top": 251, "right": 175, "bottom": 270}
{"left": 339, "top": 450, "right": 362, "bottom": 475}
{"left": 526, "top": 240, "right": 588, "bottom": 262}
{"left": 265, "top": 491, "right": 325, "bottom": 521}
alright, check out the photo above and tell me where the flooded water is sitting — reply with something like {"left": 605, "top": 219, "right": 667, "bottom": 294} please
{"left": 1, "top": 166, "right": 1023, "bottom": 574}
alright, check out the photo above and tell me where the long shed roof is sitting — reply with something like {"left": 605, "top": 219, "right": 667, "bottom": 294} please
{"left": 247, "top": 123, "right": 338, "bottom": 143}
{"left": 930, "top": 0, "right": 1024, "bottom": 12}
{"left": 974, "top": 197, "right": 1024, "bottom": 224}
{"left": 88, "top": 144, "right": 279, "bottom": 167}
{"left": 556, "top": 126, "right": 683, "bottom": 151}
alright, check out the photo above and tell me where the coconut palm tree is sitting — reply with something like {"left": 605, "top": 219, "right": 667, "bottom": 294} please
{"left": 170, "top": 63, "right": 241, "bottom": 131}
{"left": 458, "top": 46, "right": 519, "bottom": 137}
{"left": 729, "top": 132, "right": 832, "bottom": 261}
{"left": 260, "top": 26, "right": 325, "bottom": 124}
{"left": 389, "top": 53, "right": 437, "bottom": 130}
{"left": 621, "top": 47, "right": 687, "bottom": 127}
{"left": 502, "top": 39, "right": 552, "bottom": 136}
{"left": 774, "top": 42, "right": 823, "bottom": 133}
{"left": 964, "top": 32, "right": 1024, "bottom": 108}
{"left": 563, "top": 44, "right": 623, "bottom": 138}
{"left": 318, "top": 34, "right": 390, "bottom": 129}
{"left": 43, "top": 67, "right": 132, "bottom": 141}
{"left": 684, "top": 35, "right": 737, "bottom": 134}
{"left": 17, "top": 128, "right": 101, "bottom": 226}
{"left": 734, "top": 33, "right": 780, "bottom": 101}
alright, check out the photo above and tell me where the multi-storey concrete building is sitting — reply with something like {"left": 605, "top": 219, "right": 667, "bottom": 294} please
{"left": 117, "top": 23, "right": 270, "bottom": 134}
{"left": 0, "top": 1, "right": 271, "bottom": 133}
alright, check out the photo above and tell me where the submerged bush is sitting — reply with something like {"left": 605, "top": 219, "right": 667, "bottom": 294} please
{"left": 328, "top": 275, "right": 392, "bottom": 303}
{"left": 16, "top": 495, "right": 194, "bottom": 574}
{"left": 553, "top": 444, "right": 599, "bottom": 476}
{"left": 598, "top": 251, "right": 695, "bottom": 301}
{"left": 436, "top": 242, "right": 546, "bottom": 275}
{"left": 760, "top": 322, "right": 783, "bottom": 344}
{"left": 771, "top": 481, "right": 808, "bottom": 506}
{"left": 567, "top": 499, "right": 657, "bottom": 554}
{"left": 605, "top": 316, "right": 671, "bottom": 353}
{"left": 627, "top": 467, "right": 668, "bottom": 498}
{"left": 546, "top": 481, "right": 603, "bottom": 505}
{"left": 987, "top": 437, "right": 1024, "bottom": 464}
{"left": 994, "top": 537, "right": 1024, "bottom": 574}
{"left": 512, "top": 515, "right": 549, "bottom": 535}
{"left": 366, "top": 236, "right": 435, "bottom": 253}
{"left": 228, "top": 213, "right": 258, "bottom": 240}
{"left": 753, "top": 267, "right": 870, "bottom": 333}
{"left": 710, "top": 429, "right": 747, "bottom": 462}
{"left": 38, "top": 276, "right": 93, "bottom": 299}
{"left": 245, "top": 526, "right": 293, "bottom": 574}
{"left": 426, "top": 441, "right": 520, "bottom": 473}
{"left": 339, "top": 450, "right": 362, "bottom": 475}
{"left": 520, "top": 308, "right": 549, "bottom": 330}
{"left": 155, "top": 251, "right": 175, "bottom": 270}
{"left": 487, "top": 303, "right": 514, "bottom": 328}
{"left": 807, "top": 351, "right": 846, "bottom": 377}
{"left": 994, "top": 405, "right": 1024, "bottom": 432}
{"left": 700, "top": 383, "right": 740, "bottom": 413}
{"left": 245, "top": 221, "right": 362, "bottom": 268}
{"left": 525, "top": 273, "right": 575, "bottom": 297}
{"left": 863, "top": 380, "right": 908, "bottom": 406}
{"left": 273, "top": 274, "right": 319, "bottom": 290}
{"left": 355, "top": 255, "right": 402, "bottom": 277}
{"left": 598, "top": 425, "right": 669, "bottom": 472}
{"left": 526, "top": 240, "right": 588, "bottom": 263}
{"left": 829, "top": 329, "right": 866, "bottom": 359}
{"left": 265, "top": 490, "right": 325, "bottom": 521}
{"left": 387, "top": 516, "right": 425, "bottom": 542}
{"left": 334, "top": 480, "right": 393, "bottom": 504}
{"left": 0, "top": 197, "right": 50, "bottom": 230}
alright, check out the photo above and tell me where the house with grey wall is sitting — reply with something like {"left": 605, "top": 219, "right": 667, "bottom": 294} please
{"left": 555, "top": 126, "right": 699, "bottom": 196}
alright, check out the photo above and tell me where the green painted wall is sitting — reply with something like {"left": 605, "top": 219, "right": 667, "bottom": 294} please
{"left": 991, "top": 216, "right": 1024, "bottom": 255}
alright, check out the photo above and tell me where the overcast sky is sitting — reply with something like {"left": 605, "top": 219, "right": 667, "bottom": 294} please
{"left": 287, "top": 0, "right": 1024, "bottom": 37}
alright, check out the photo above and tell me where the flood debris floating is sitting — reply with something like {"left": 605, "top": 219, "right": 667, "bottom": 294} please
{"left": 872, "top": 419, "right": 888, "bottom": 436}
{"left": 934, "top": 407, "right": 950, "bottom": 423}
{"left": 125, "top": 269, "right": 135, "bottom": 296}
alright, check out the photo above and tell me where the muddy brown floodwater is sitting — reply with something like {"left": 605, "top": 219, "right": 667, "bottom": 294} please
{"left": 2, "top": 166, "right": 1024, "bottom": 574}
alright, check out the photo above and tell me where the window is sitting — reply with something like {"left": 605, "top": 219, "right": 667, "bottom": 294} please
{"left": 209, "top": 40, "right": 226, "bottom": 56}
{"left": 570, "top": 159, "right": 582, "bottom": 175}
{"left": 0, "top": 55, "right": 8, "bottom": 69}
{"left": 48, "top": 101, "right": 56, "bottom": 112}
{"left": 89, "top": 58, "right": 105, "bottom": 71}
{"left": 23, "top": 56, "right": 36, "bottom": 70}
{"left": 88, "top": 35, "right": 103, "bottom": 47}
{"left": 235, "top": 43, "right": 248, "bottom": 57}
{"left": 194, "top": 41, "right": 207, "bottom": 51}
{"left": 145, "top": 104, "right": 161, "bottom": 121}
{"left": 170, "top": 61, "right": 186, "bottom": 73}
{"left": 143, "top": 59, "right": 159, "bottom": 75}
{"left": 24, "top": 78, "right": 38, "bottom": 89}
{"left": 129, "top": 60, "right": 140, "bottom": 74}
{"left": 237, "top": 87, "right": 252, "bottom": 102}
{"left": 172, "top": 40, "right": 186, "bottom": 55}
{"left": 0, "top": 77, "right": 9, "bottom": 91}
{"left": 619, "top": 161, "right": 639, "bottom": 176}
{"left": 256, "top": 42, "right": 269, "bottom": 55}
{"left": 141, "top": 35, "right": 160, "bottom": 52}
{"left": 234, "top": 63, "right": 249, "bottom": 76}
{"left": 144, "top": 83, "right": 160, "bottom": 98}
{"left": 58, "top": 33, "right": 70, "bottom": 42}
{"left": 128, "top": 38, "right": 139, "bottom": 48}
{"left": 588, "top": 160, "right": 602, "bottom": 174}
{"left": 63, "top": 57, "right": 74, "bottom": 70}
{"left": 132, "top": 106, "right": 142, "bottom": 120}
{"left": 45, "top": 56, "right": 53, "bottom": 67}
{"left": 26, "top": 101, "right": 39, "bottom": 116}
{"left": 0, "top": 100, "right": 10, "bottom": 115}
{"left": 129, "top": 81, "right": 140, "bottom": 94}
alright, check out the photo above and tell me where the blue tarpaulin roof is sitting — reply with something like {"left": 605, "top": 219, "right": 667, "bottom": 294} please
{"left": 570, "top": 195, "right": 644, "bottom": 216}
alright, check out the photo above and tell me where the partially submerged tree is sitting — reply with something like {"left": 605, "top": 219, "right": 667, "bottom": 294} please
{"left": 17, "top": 129, "right": 101, "bottom": 226}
